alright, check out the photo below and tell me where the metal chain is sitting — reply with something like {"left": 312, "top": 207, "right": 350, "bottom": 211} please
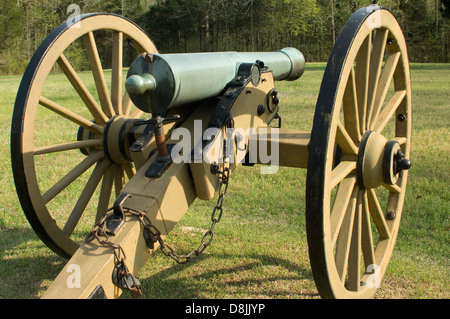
{"left": 85, "top": 123, "right": 233, "bottom": 296}
{"left": 158, "top": 160, "right": 230, "bottom": 264}
{"left": 85, "top": 161, "right": 229, "bottom": 295}
{"left": 85, "top": 213, "right": 142, "bottom": 298}
{"left": 147, "top": 121, "right": 233, "bottom": 264}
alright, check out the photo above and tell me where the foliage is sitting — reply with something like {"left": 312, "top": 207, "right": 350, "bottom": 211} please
{"left": 0, "top": 0, "right": 448, "bottom": 74}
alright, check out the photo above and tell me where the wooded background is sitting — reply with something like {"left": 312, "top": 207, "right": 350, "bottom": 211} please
{"left": 0, "top": 0, "right": 449, "bottom": 75}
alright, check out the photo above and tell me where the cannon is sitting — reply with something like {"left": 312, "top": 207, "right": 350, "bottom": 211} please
{"left": 10, "top": 5, "right": 411, "bottom": 299}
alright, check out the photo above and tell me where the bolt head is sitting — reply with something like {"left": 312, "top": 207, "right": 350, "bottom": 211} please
{"left": 210, "top": 162, "right": 219, "bottom": 175}
{"left": 386, "top": 211, "right": 396, "bottom": 220}
{"left": 257, "top": 104, "right": 265, "bottom": 116}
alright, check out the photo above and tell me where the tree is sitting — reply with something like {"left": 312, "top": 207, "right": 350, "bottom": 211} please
{"left": 0, "top": 0, "right": 448, "bottom": 75}
{"left": 441, "top": 0, "right": 450, "bottom": 18}
{"left": 0, "top": 0, "right": 25, "bottom": 74}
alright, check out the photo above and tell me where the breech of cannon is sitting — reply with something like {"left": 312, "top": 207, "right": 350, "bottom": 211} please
{"left": 125, "top": 48, "right": 305, "bottom": 115}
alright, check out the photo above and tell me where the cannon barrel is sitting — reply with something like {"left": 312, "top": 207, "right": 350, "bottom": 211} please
{"left": 126, "top": 48, "right": 305, "bottom": 115}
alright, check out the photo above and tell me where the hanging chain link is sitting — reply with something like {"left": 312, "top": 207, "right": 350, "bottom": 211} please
{"left": 147, "top": 120, "right": 233, "bottom": 263}
{"left": 158, "top": 160, "right": 230, "bottom": 264}
{"left": 85, "top": 211, "right": 143, "bottom": 298}
{"left": 85, "top": 122, "right": 233, "bottom": 297}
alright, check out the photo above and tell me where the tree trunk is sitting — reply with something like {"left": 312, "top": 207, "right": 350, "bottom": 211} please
{"left": 331, "top": 0, "right": 336, "bottom": 45}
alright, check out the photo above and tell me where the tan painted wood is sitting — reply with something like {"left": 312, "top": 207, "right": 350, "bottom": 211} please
{"left": 84, "top": 31, "right": 115, "bottom": 118}
{"left": 355, "top": 33, "right": 371, "bottom": 133}
{"left": 38, "top": 96, "right": 104, "bottom": 134}
{"left": 255, "top": 128, "right": 310, "bottom": 169}
{"left": 33, "top": 139, "right": 102, "bottom": 155}
{"left": 336, "top": 121, "right": 359, "bottom": 155}
{"left": 15, "top": 14, "right": 158, "bottom": 257}
{"left": 111, "top": 31, "right": 123, "bottom": 115}
{"left": 62, "top": 159, "right": 112, "bottom": 236}
{"left": 361, "top": 192, "right": 375, "bottom": 268}
{"left": 189, "top": 73, "right": 284, "bottom": 200}
{"left": 42, "top": 104, "right": 211, "bottom": 299}
{"left": 347, "top": 190, "right": 362, "bottom": 292}
{"left": 57, "top": 54, "right": 109, "bottom": 125}
{"left": 343, "top": 67, "right": 361, "bottom": 143}
{"left": 366, "top": 29, "right": 389, "bottom": 129}
{"left": 330, "top": 176, "right": 356, "bottom": 245}
{"left": 41, "top": 151, "right": 105, "bottom": 204}
{"left": 370, "top": 52, "right": 401, "bottom": 129}
{"left": 42, "top": 162, "right": 196, "bottom": 298}
{"left": 308, "top": 8, "right": 412, "bottom": 299}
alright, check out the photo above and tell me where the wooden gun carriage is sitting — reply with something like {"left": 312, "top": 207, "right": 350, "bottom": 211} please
{"left": 11, "top": 5, "right": 411, "bottom": 299}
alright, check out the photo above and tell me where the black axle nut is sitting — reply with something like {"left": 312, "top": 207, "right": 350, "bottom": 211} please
{"left": 210, "top": 162, "right": 219, "bottom": 175}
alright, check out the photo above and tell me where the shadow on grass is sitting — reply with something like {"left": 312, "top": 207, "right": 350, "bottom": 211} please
{"left": 133, "top": 252, "right": 318, "bottom": 299}
{"left": 1, "top": 227, "right": 317, "bottom": 299}
{"left": 0, "top": 227, "right": 66, "bottom": 299}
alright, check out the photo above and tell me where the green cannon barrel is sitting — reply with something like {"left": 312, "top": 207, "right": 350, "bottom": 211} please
{"left": 126, "top": 48, "right": 305, "bottom": 115}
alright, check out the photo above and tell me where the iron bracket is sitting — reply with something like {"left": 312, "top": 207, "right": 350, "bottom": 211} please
{"left": 105, "top": 193, "right": 131, "bottom": 235}
{"left": 145, "top": 144, "right": 177, "bottom": 178}
{"left": 87, "top": 285, "right": 108, "bottom": 299}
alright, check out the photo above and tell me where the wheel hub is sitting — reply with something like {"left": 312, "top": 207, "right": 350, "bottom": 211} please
{"left": 78, "top": 116, "right": 139, "bottom": 165}
{"left": 103, "top": 116, "right": 136, "bottom": 165}
{"left": 356, "top": 130, "right": 410, "bottom": 189}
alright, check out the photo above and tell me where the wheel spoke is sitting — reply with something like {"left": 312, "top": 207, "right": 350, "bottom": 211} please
{"left": 33, "top": 139, "right": 102, "bottom": 155}
{"left": 84, "top": 31, "right": 115, "bottom": 118}
{"left": 122, "top": 92, "right": 133, "bottom": 117}
{"left": 366, "top": 29, "right": 389, "bottom": 129}
{"left": 393, "top": 137, "right": 407, "bottom": 146}
{"left": 335, "top": 185, "right": 358, "bottom": 281}
{"left": 57, "top": 54, "right": 109, "bottom": 125}
{"left": 347, "top": 190, "right": 362, "bottom": 291}
{"left": 39, "top": 96, "right": 104, "bottom": 134}
{"left": 336, "top": 121, "right": 359, "bottom": 155}
{"left": 374, "top": 90, "right": 406, "bottom": 134}
{"left": 343, "top": 67, "right": 361, "bottom": 143}
{"left": 42, "top": 151, "right": 105, "bottom": 204}
{"left": 367, "top": 188, "right": 391, "bottom": 239}
{"left": 369, "top": 52, "right": 401, "bottom": 129}
{"left": 114, "top": 165, "right": 125, "bottom": 198}
{"left": 355, "top": 33, "right": 372, "bottom": 133}
{"left": 124, "top": 162, "right": 136, "bottom": 180}
{"left": 111, "top": 31, "right": 123, "bottom": 115}
{"left": 63, "top": 159, "right": 110, "bottom": 236}
{"left": 361, "top": 191, "right": 376, "bottom": 268}
{"left": 383, "top": 182, "right": 401, "bottom": 194}
{"left": 96, "top": 164, "right": 115, "bottom": 223}
{"left": 330, "top": 161, "right": 357, "bottom": 190}
{"left": 331, "top": 176, "right": 357, "bottom": 245}
{"left": 130, "top": 107, "right": 144, "bottom": 119}
{"left": 129, "top": 39, "right": 148, "bottom": 54}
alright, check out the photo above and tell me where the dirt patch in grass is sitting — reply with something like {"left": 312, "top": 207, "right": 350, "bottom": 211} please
{"left": 375, "top": 275, "right": 449, "bottom": 299}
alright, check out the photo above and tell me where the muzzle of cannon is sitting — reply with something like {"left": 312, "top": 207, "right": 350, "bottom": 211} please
{"left": 125, "top": 48, "right": 305, "bottom": 115}
{"left": 10, "top": 6, "right": 412, "bottom": 299}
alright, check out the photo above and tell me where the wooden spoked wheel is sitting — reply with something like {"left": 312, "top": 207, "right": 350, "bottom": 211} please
{"left": 306, "top": 6, "right": 412, "bottom": 298}
{"left": 11, "top": 14, "right": 157, "bottom": 258}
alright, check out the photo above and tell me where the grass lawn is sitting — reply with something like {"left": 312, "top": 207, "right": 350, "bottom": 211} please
{"left": 0, "top": 62, "right": 448, "bottom": 299}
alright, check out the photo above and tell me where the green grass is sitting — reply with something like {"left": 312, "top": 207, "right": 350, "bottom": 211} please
{"left": 0, "top": 63, "right": 449, "bottom": 299}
